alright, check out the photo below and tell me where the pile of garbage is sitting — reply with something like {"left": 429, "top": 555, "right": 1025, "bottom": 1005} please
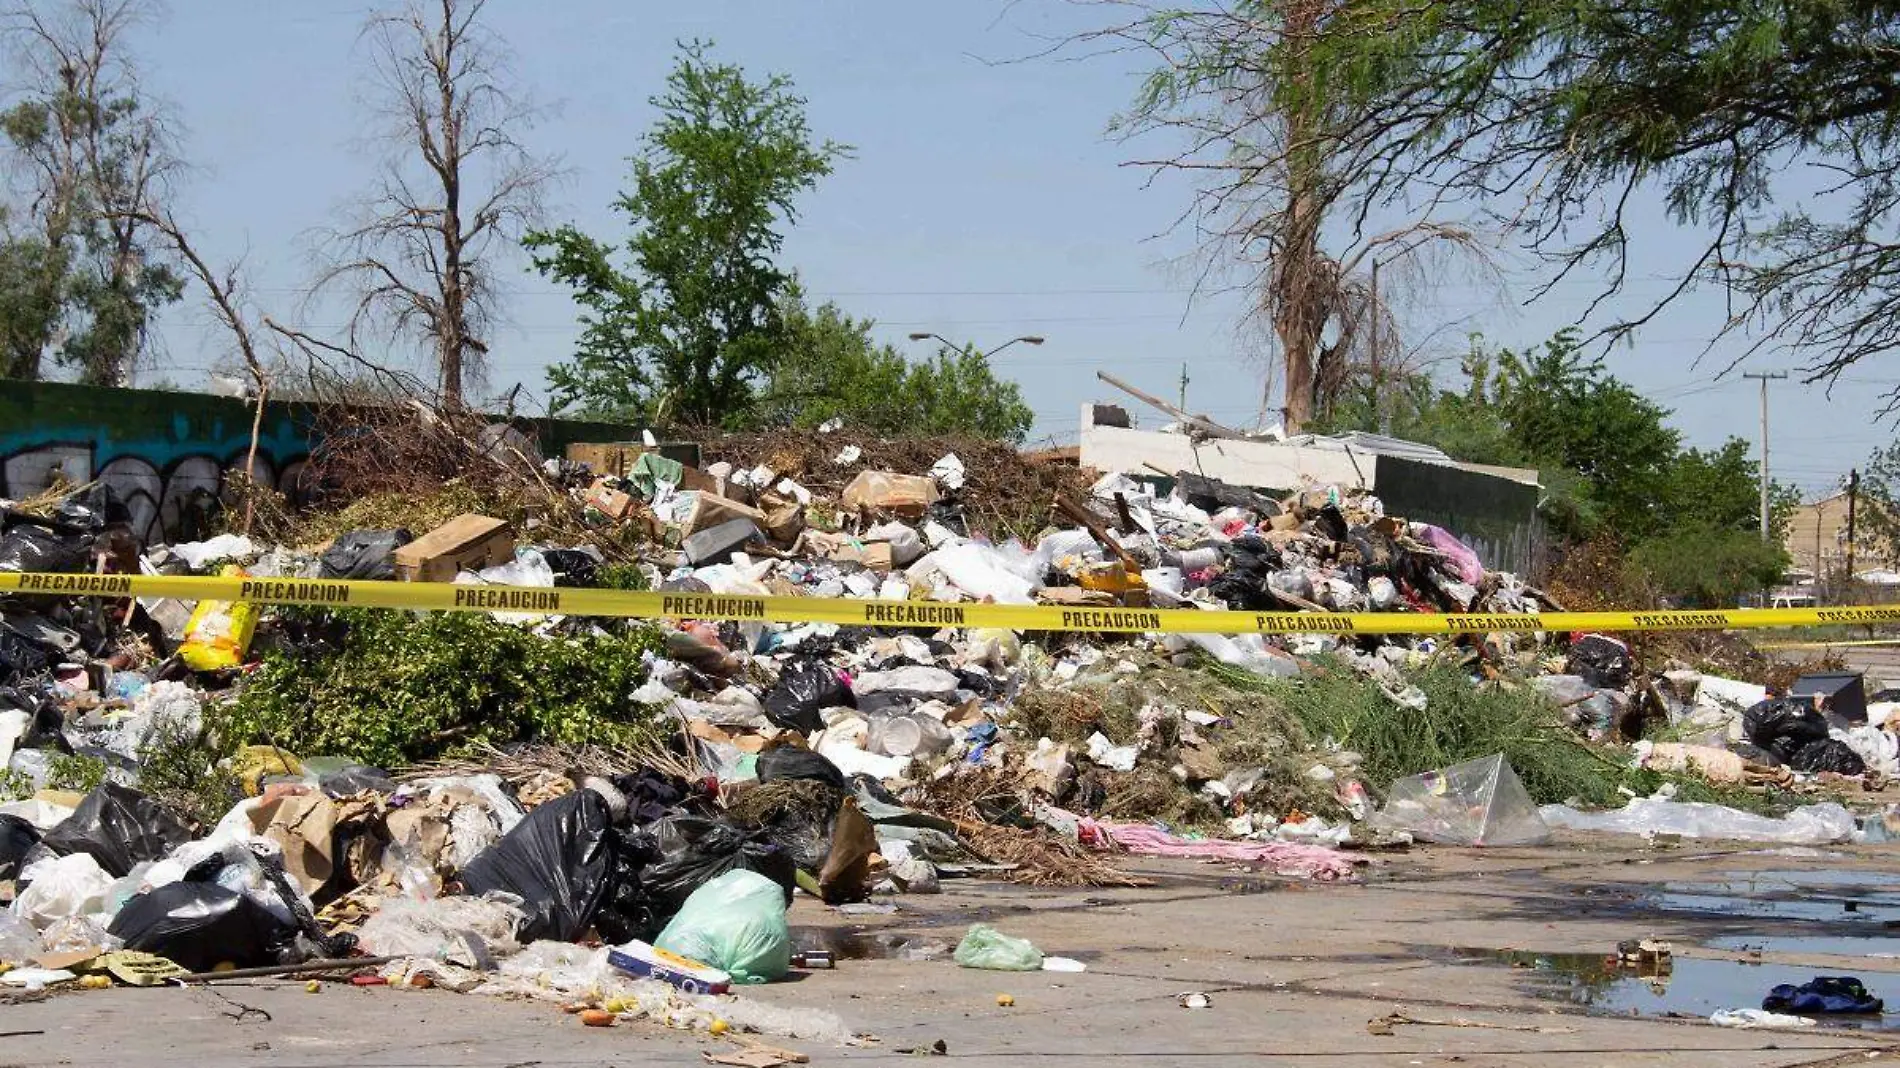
{"left": 0, "top": 431, "right": 1892, "bottom": 1027}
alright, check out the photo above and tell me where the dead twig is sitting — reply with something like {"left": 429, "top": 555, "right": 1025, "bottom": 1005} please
{"left": 1366, "top": 1011, "right": 1579, "bottom": 1036}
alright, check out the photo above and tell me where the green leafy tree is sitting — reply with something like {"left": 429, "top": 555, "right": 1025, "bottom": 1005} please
{"left": 0, "top": 0, "right": 182, "bottom": 384}
{"left": 1629, "top": 526, "right": 1788, "bottom": 608}
{"left": 1661, "top": 439, "right": 1801, "bottom": 539}
{"left": 0, "top": 217, "right": 66, "bottom": 378}
{"left": 752, "top": 294, "right": 1035, "bottom": 442}
{"left": 1319, "top": 329, "right": 1796, "bottom": 602}
{"left": 1247, "top": 0, "right": 1900, "bottom": 382}
{"left": 1081, "top": 1, "right": 1489, "bottom": 432}
{"left": 1315, "top": 343, "right": 1525, "bottom": 467}
{"left": 528, "top": 41, "right": 848, "bottom": 424}
{"left": 1489, "top": 331, "right": 1680, "bottom": 541}
{"left": 1850, "top": 444, "right": 1900, "bottom": 567}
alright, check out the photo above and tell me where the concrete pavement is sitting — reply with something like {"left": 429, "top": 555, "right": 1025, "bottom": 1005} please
{"left": 7, "top": 835, "right": 1900, "bottom": 1067}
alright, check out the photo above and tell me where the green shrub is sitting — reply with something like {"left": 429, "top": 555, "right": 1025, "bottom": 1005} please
{"left": 46, "top": 753, "right": 108, "bottom": 794}
{"left": 222, "top": 609, "right": 668, "bottom": 768}
{"left": 137, "top": 723, "right": 244, "bottom": 829}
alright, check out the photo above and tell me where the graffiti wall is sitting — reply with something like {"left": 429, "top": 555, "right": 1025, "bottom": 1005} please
{"left": 0, "top": 381, "right": 312, "bottom": 544}
{"left": 0, "top": 380, "right": 649, "bottom": 544}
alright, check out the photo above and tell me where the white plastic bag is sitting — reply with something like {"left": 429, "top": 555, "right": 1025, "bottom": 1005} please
{"left": 910, "top": 544, "right": 1036, "bottom": 604}
{"left": 11, "top": 852, "right": 114, "bottom": 930}
{"left": 1540, "top": 798, "right": 1857, "bottom": 845}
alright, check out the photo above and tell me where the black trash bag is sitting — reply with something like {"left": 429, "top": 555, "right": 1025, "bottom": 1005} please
{"left": 1729, "top": 741, "right": 1781, "bottom": 766}
{"left": 0, "top": 814, "right": 40, "bottom": 880}
{"left": 1173, "top": 471, "right": 1281, "bottom": 518}
{"left": 317, "top": 529, "right": 413, "bottom": 580}
{"left": 107, "top": 881, "right": 292, "bottom": 972}
{"left": 855, "top": 691, "right": 921, "bottom": 719}
{"left": 1763, "top": 975, "right": 1885, "bottom": 1014}
{"left": 593, "top": 826, "right": 662, "bottom": 944}
{"left": 0, "top": 526, "right": 92, "bottom": 574}
{"left": 644, "top": 814, "right": 797, "bottom": 924}
{"left": 319, "top": 765, "right": 397, "bottom": 796}
{"left": 1207, "top": 535, "right": 1282, "bottom": 610}
{"left": 1744, "top": 698, "right": 1833, "bottom": 764}
{"left": 458, "top": 789, "right": 620, "bottom": 943}
{"left": 540, "top": 548, "right": 602, "bottom": 588}
{"left": 243, "top": 845, "right": 358, "bottom": 960}
{"left": 1311, "top": 503, "right": 1350, "bottom": 543}
{"left": 1225, "top": 535, "right": 1282, "bottom": 576}
{"left": 850, "top": 773, "right": 902, "bottom": 806}
{"left": 1789, "top": 738, "right": 1868, "bottom": 775}
{"left": 1, "top": 683, "right": 64, "bottom": 749}
{"left": 54, "top": 483, "right": 130, "bottom": 533}
{"left": 1349, "top": 526, "right": 1402, "bottom": 575}
{"left": 757, "top": 745, "right": 848, "bottom": 792}
{"left": 954, "top": 668, "right": 1000, "bottom": 696}
{"left": 0, "top": 632, "right": 52, "bottom": 685}
{"left": 39, "top": 782, "right": 193, "bottom": 878}
{"left": 762, "top": 657, "right": 851, "bottom": 734}
{"left": 761, "top": 813, "right": 834, "bottom": 874}
{"left": 1567, "top": 634, "right": 1634, "bottom": 690}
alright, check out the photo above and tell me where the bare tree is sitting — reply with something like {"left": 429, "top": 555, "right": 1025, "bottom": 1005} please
{"left": 311, "top": 0, "right": 558, "bottom": 409}
{"left": 1072, "top": 0, "right": 1495, "bottom": 433}
{"left": 113, "top": 204, "right": 282, "bottom": 528}
{"left": 0, "top": 0, "right": 182, "bottom": 384}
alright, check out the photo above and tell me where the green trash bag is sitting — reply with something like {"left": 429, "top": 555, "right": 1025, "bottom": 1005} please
{"left": 655, "top": 869, "right": 791, "bottom": 984}
{"left": 953, "top": 923, "right": 1043, "bottom": 971}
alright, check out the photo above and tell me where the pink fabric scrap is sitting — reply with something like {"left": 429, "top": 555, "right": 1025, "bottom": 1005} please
{"left": 1083, "top": 819, "right": 1363, "bottom": 882}
{"left": 1413, "top": 523, "right": 1484, "bottom": 585}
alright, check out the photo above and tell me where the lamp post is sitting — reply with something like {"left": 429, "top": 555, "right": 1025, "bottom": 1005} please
{"left": 907, "top": 332, "right": 1046, "bottom": 359}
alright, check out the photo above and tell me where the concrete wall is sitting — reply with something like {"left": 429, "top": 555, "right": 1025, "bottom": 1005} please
{"left": 1078, "top": 406, "right": 1545, "bottom": 576}
{"left": 1371, "top": 455, "right": 1544, "bottom": 578}
{"left": 0, "top": 379, "right": 648, "bottom": 543}
{"left": 1081, "top": 422, "right": 1373, "bottom": 491}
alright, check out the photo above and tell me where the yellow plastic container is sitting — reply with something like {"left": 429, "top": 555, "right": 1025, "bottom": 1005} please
{"left": 178, "top": 564, "right": 259, "bottom": 671}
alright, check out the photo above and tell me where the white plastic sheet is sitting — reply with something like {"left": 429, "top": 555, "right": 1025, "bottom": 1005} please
{"left": 1539, "top": 798, "right": 1858, "bottom": 844}
{"left": 1372, "top": 754, "right": 1550, "bottom": 846}
{"left": 170, "top": 534, "right": 256, "bottom": 570}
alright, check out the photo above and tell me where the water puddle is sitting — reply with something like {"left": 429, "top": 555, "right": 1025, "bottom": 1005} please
{"left": 1423, "top": 946, "right": 1900, "bottom": 1031}
{"left": 790, "top": 927, "right": 954, "bottom": 961}
{"left": 1650, "top": 869, "right": 1900, "bottom": 924}
{"left": 1706, "top": 934, "right": 1900, "bottom": 958}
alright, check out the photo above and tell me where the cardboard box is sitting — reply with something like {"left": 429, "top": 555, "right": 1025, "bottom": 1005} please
{"left": 585, "top": 477, "right": 636, "bottom": 521}
{"left": 565, "top": 442, "right": 713, "bottom": 488}
{"left": 606, "top": 940, "right": 731, "bottom": 995}
{"left": 683, "top": 493, "right": 767, "bottom": 536}
{"left": 392, "top": 514, "right": 514, "bottom": 582}
{"left": 841, "top": 471, "right": 939, "bottom": 518}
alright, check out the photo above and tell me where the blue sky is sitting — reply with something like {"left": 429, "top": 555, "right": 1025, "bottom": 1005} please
{"left": 127, "top": 1, "right": 1893, "bottom": 498}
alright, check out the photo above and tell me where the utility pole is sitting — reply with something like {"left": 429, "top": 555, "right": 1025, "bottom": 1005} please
{"left": 1848, "top": 469, "right": 1860, "bottom": 582}
{"left": 1743, "top": 371, "right": 1789, "bottom": 541}
{"left": 1178, "top": 362, "right": 1189, "bottom": 414}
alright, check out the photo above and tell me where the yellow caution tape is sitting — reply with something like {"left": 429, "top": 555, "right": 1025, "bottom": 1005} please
{"left": 3, "top": 571, "right": 1899, "bottom": 635}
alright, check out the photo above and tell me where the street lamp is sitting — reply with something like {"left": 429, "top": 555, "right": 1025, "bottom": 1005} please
{"left": 907, "top": 332, "right": 1046, "bottom": 359}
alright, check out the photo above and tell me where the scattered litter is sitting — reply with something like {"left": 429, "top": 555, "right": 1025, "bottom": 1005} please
{"left": 1710, "top": 1009, "right": 1816, "bottom": 1029}
{"left": 953, "top": 925, "right": 1043, "bottom": 971}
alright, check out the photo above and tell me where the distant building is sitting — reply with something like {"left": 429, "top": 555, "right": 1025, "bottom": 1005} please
{"left": 1784, "top": 491, "right": 1896, "bottom": 580}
